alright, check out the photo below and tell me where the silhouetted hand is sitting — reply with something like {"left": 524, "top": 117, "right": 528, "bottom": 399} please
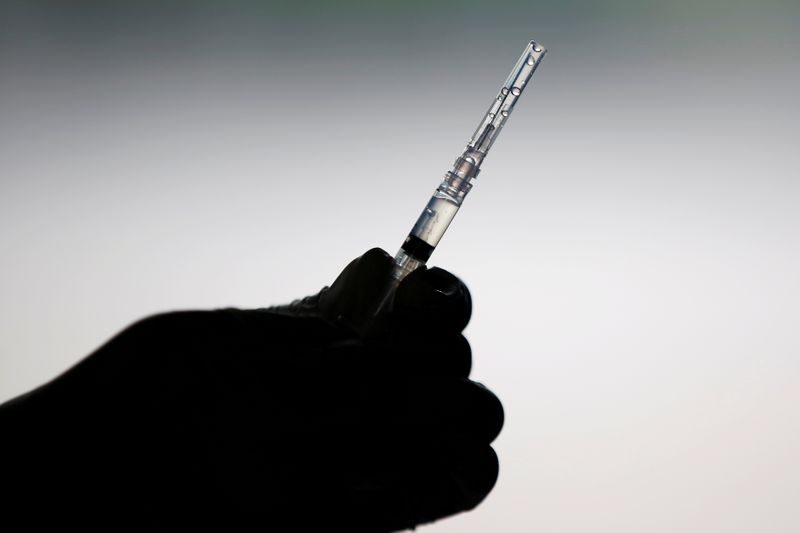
{"left": 0, "top": 248, "right": 503, "bottom": 532}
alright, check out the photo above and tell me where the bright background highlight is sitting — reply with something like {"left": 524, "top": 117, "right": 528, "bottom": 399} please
{"left": 1, "top": 2, "right": 798, "bottom": 531}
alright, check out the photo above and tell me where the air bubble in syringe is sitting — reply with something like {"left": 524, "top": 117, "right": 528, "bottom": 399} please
{"left": 527, "top": 57, "right": 535, "bottom": 65}
{"left": 511, "top": 87, "right": 521, "bottom": 96}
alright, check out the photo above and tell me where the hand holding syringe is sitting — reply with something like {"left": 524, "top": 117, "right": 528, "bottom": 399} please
{"left": 379, "top": 40, "right": 547, "bottom": 310}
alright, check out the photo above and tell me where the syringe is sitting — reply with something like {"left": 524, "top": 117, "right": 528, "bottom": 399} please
{"left": 383, "top": 40, "right": 547, "bottom": 305}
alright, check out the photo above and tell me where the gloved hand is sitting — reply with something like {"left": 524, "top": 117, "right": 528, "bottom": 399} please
{"left": 0, "top": 248, "right": 503, "bottom": 532}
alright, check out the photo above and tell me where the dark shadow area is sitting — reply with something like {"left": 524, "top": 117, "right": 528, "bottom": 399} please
{"left": 0, "top": 248, "right": 503, "bottom": 532}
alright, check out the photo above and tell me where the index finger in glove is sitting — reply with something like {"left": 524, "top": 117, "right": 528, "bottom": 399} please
{"left": 318, "top": 248, "right": 396, "bottom": 332}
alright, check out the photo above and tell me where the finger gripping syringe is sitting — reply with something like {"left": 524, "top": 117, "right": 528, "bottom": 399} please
{"left": 386, "top": 40, "right": 547, "bottom": 293}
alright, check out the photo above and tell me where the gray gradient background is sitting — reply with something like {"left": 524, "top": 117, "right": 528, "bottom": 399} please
{"left": 1, "top": 1, "right": 799, "bottom": 531}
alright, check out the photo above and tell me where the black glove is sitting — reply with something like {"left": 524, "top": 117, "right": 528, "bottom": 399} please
{"left": 0, "top": 248, "right": 503, "bottom": 532}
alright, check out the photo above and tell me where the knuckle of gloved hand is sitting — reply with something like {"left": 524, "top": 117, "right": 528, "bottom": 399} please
{"left": 452, "top": 445, "right": 500, "bottom": 511}
{"left": 384, "top": 333, "right": 472, "bottom": 378}
{"left": 393, "top": 267, "right": 472, "bottom": 332}
{"left": 452, "top": 380, "right": 504, "bottom": 443}
{"left": 469, "top": 382, "right": 504, "bottom": 444}
{"left": 405, "top": 377, "right": 504, "bottom": 443}
{"left": 418, "top": 333, "right": 473, "bottom": 378}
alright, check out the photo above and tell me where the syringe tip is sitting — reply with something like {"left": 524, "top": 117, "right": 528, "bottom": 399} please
{"left": 528, "top": 40, "right": 547, "bottom": 54}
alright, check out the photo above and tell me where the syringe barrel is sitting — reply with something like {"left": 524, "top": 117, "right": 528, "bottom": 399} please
{"left": 387, "top": 40, "right": 547, "bottom": 290}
